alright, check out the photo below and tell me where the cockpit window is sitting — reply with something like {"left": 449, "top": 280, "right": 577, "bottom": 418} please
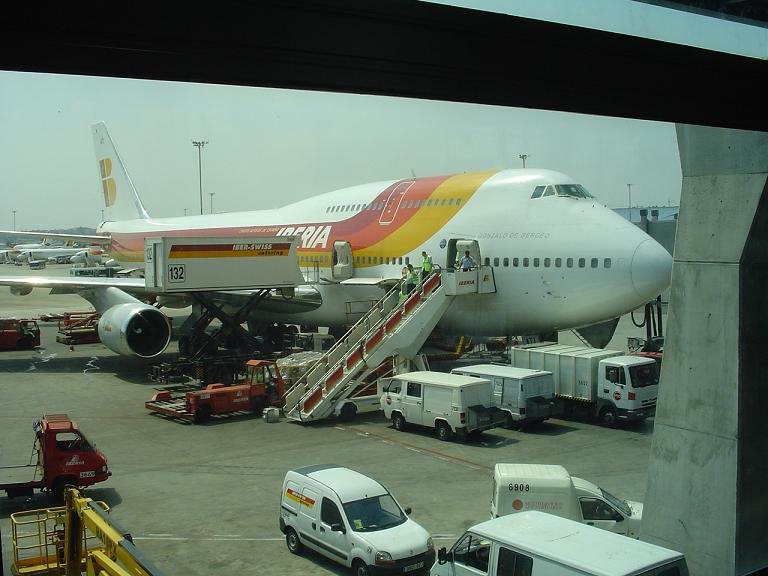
{"left": 542, "top": 186, "right": 555, "bottom": 197}
{"left": 555, "top": 184, "right": 594, "bottom": 199}
{"left": 531, "top": 186, "right": 545, "bottom": 199}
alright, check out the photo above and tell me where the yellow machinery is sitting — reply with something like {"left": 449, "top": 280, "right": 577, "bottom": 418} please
{"left": 9, "top": 488, "right": 165, "bottom": 575}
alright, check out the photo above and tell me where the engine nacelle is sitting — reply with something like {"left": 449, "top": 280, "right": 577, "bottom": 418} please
{"left": 98, "top": 303, "right": 171, "bottom": 358}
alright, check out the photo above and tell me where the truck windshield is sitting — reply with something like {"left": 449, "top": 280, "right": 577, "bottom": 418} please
{"left": 600, "top": 488, "right": 632, "bottom": 517}
{"left": 342, "top": 494, "right": 407, "bottom": 532}
{"left": 628, "top": 363, "right": 660, "bottom": 388}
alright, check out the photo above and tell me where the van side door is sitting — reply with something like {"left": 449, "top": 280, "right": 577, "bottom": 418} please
{"left": 401, "top": 381, "right": 424, "bottom": 425}
{"left": 578, "top": 497, "right": 627, "bottom": 534}
{"left": 319, "top": 497, "right": 350, "bottom": 564}
{"left": 297, "top": 487, "right": 322, "bottom": 553}
{"left": 449, "top": 532, "right": 492, "bottom": 576}
{"left": 495, "top": 545, "right": 534, "bottom": 576}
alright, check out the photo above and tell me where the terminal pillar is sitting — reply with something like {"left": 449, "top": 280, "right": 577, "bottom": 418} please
{"left": 642, "top": 126, "right": 768, "bottom": 575}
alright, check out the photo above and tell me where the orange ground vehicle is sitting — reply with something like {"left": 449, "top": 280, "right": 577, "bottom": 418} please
{"left": 145, "top": 359, "right": 286, "bottom": 423}
{"left": 0, "top": 318, "right": 40, "bottom": 350}
{"left": 1, "top": 414, "right": 111, "bottom": 500}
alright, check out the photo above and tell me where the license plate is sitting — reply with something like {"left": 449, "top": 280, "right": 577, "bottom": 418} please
{"left": 403, "top": 561, "right": 424, "bottom": 573}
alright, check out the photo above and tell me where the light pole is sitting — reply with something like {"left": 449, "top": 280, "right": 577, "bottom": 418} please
{"left": 627, "top": 183, "right": 632, "bottom": 220}
{"left": 12, "top": 210, "right": 16, "bottom": 231}
{"left": 192, "top": 140, "right": 209, "bottom": 215}
{"left": 519, "top": 154, "right": 529, "bottom": 169}
{"left": 209, "top": 192, "right": 215, "bottom": 214}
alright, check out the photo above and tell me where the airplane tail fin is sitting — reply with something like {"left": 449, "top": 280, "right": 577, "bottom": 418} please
{"left": 91, "top": 122, "right": 150, "bottom": 221}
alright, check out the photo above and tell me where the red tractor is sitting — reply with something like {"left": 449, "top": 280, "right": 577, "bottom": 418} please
{"left": 0, "top": 318, "right": 40, "bottom": 350}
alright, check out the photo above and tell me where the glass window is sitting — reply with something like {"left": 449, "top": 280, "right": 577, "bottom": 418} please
{"left": 503, "top": 257, "right": 509, "bottom": 267}
{"left": 591, "top": 258, "right": 598, "bottom": 268}
{"left": 629, "top": 363, "right": 660, "bottom": 389}
{"left": 555, "top": 257, "right": 562, "bottom": 267}
{"left": 604, "top": 258, "right": 611, "bottom": 268}
{"left": 542, "top": 186, "right": 555, "bottom": 197}
{"left": 497, "top": 546, "right": 534, "bottom": 576}
{"left": 321, "top": 497, "right": 344, "bottom": 526}
{"left": 385, "top": 257, "right": 390, "bottom": 265}
{"left": 555, "top": 184, "right": 595, "bottom": 199}
{"left": 513, "top": 257, "right": 519, "bottom": 267}
{"left": 405, "top": 257, "right": 409, "bottom": 265}
{"left": 441, "top": 198, "right": 447, "bottom": 206}
{"left": 448, "top": 198, "right": 454, "bottom": 205}
{"left": 523, "top": 258, "right": 529, "bottom": 267}
{"left": 533, "top": 258, "right": 540, "bottom": 267}
{"left": 343, "top": 493, "right": 406, "bottom": 533}
{"left": 398, "top": 257, "right": 403, "bottom": 265}
{"left": 453, "top": 534, "right": 492, "bottom": 574}
{"left": 493, "top": 257, "right": 499, "bottom": 267}
{"left": 484, "top": 257, "right": 490, "bottom": 266}
{"left": 531, "top": 185, "right": 545, "bottom": 199}
{"left": 566, "top": 258, "right": 573, "bottom": 268}
{"left": 420, "top": 200, "right": 427, "bottom": 207}
{"left": 326, "top": 206, "right": 331, "bottom": 213}
{"left": 406, "top": 382, "right": 421, "bottom": 397}
{"left": 605, "top": 365, "right": 626, "bottom": 385}
{"left": 578, "top": 258, "right": 585, "bottom": 268}
{"left": 544, "top": 258, "right": 551, "bottom": 267}
{"left": 427, "top": 199, "right": 433, "bottom": 206}
{"left": 579, "top": 498, "right": 623, "bottom": 522}
{"left": 456, "top": 198, "right": 462, "bottom": 206}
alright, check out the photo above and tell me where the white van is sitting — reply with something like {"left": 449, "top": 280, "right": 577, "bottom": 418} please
{"left": 280, "top": 464, "right": 434, "bottom": 576}
{"left": 451, "top": 365, "right": 557, "bottom": 427}
{"left": 432, "top": 511, "right": 688, "bottom": 576}
{"left": 491, "top": 463, "right": 643, "bottom": 538}
{"left": 380, "top": 371, "right": 506, "bottom": 441}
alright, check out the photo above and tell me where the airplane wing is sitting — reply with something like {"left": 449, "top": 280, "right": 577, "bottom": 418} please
{"left": 0, "top": 230, "right": 111, "bottom": 245}
{"left": 0, "top": 275, "right": 146, "bottom": 294}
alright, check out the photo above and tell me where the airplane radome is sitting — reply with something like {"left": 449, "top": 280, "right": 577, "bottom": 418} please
{"left": 0, "top": 122, "right": 672, "bottom": 358}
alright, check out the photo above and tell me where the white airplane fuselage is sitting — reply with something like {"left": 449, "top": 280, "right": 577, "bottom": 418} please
{"left": 98, "top": 169, "right": 671, "bottom": 337}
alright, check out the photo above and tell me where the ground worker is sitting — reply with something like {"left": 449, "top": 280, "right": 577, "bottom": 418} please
{"left": 406, "top": 264, "right": 418, "bottom": 294}
{"left": 421, "top": 251, "right": 433, "bottom": 282}
{"left": 459, "top": 250, "right": 476, "bottom": 271}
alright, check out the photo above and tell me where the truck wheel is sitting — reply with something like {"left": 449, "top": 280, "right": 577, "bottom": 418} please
{"left": 251, "top": 397, "right": 265, "bottom": 417}
{"left": 504, "top": 413, "right": 515, "bottom": 429}
{"left": 194, "top": 404, "right": 212, "bottom": 424}
{"left": 392, "top": 412, "right": 406, "bottom": 431}
{"left": 285, "top": 528, "right": 303, "bottom": 555}
{"left": 436, "top": 422, "right": 453, "bottom": 442}
{"left": 599, "top": 406, "right": 617, "bottom": 426}
{"left": 339, "top": 403, "right": 357, "bottom": 422}
{"left": 353, "top": 559, "right": 371, "bottom": 576}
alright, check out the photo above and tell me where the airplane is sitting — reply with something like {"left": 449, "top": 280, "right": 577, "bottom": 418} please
{"left": 0, "top": 122, "right": 672, "bottom": 359}
{"left": 14, "top": 245, "right": 106, "bottom": 264}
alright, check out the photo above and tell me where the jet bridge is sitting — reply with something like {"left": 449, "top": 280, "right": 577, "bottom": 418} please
{"left": 144, "top": 235, "right": 304, "bottom": 359}
{"left": 282, "top": 266, "right": 496, "bottom": 422}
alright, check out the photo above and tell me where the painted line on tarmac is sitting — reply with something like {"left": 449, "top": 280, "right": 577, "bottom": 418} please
{"left": 338, "top": 425, "right": 491, "bottom": 472}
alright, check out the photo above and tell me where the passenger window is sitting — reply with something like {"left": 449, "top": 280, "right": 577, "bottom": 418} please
{"left": 604, "top": 258, "right": 612, "bottom": 268}
{"left": 578, "top": 258, "right": 585, "bottom": 268}
{"left": 427, "top": 199, "right": 433, "bottom": 206}
{"left": 542, "top": 186, "right": 555, "bottom": 197}
{"left": 497, "top": 546, "right": 533, "bottom": 576}
{"left": 512, "top": 258, "right": 519, "bottom": 267}
{"left": 579, "top": 498, "right": 623, "bottom": 522}
{"left": 566, "top": 258, "right": 573, "bottom": 268}
{"left": 605, "top": 366, "right": 625, "bottom": 385}
{"left": 591, "top": 258, "right": 598, "bottom": 268}
{"left": 531, "top": 186, "right": 545, "bottom": 199}
{"left": 456, "top": 198, "right": 462, "bottom": 206}
{"left": 449, "top": 198, "right": 454, "bottom": 205}
{"left": 385, "top": 380, "right": 401, "bottom": 394}
{"left": 406, "top": 382, "right": 422, "bottom": 397}
{"left": 493, "top": 257, "right": 499, "bottom": 267}
{"left": 405, "top": 257, "right": 410, "bottom": 265}
{"left": 523, "top": 258, "right": 529, "bottom": 267}
{"left": 441, "top": 199, "right": 447, "bottom": 206}
{"left": 484, "top": 257, "right": 490, "bottom": 266}
{"left": 321, "top": 497, "right": 344, "bottom": 526}
{"left": 533, "top": 258, "right": 540, "bottom": 267}
{"left": 544, "top": 258, "right": 551, "bottom": 267}
{"left": 503, "top": 258, "right": 509, "bottom": 267}
{"left": 453, "top": 534, "right": 492, "bottom": 574}
{"left": 555, "top": 258, "right": 561, "bottom": 267}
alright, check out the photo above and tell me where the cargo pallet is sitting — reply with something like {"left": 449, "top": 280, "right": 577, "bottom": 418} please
{"left": 55, "top": 312, "right": 100, "bottom": 345}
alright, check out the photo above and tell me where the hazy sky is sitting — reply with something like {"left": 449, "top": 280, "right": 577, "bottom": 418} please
{"left": 2, "top": 1, "right": 762, "bottom": 231}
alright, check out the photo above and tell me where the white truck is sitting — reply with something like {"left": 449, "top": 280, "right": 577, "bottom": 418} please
{"left": 451, "top": 365, "right": 557, "bottom": 428}
{"left": 432, "top": 511, "right": 689, "bottom": 576}
{"left": 491, "top": 463, "right": 643, "bottom": 538}
{"left": 509, "top": 344, "right": 659, "bottom": 425}
{"left": 380, "top": 371, "right": 506, "bottom": 441}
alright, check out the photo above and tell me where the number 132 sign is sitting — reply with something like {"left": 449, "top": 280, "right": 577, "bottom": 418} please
{"left": 168, "top": 264, "right": 186, "bottom": 283}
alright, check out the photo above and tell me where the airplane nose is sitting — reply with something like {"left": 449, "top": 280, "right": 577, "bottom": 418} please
{"left": 631, "top": 239, "right": 673, "bottom": 300}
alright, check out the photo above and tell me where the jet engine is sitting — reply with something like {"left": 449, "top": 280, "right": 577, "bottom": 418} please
{"left": 98, "top": 302, "right": 171, "bottom": 358}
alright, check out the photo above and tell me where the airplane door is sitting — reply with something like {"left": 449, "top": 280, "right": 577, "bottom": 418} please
{"left": 331, "top": 241, "right": 353, "bottom": 281}
{"left": 379, "top": 180, "right": 414, "bottom": 225}
{"left": 447, "top": 239, "right": 481, "bottom": 270}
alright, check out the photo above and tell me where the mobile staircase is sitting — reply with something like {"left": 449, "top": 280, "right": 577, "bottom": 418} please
{"left": 282, "top": 267, "right": 495, "bottom": 422}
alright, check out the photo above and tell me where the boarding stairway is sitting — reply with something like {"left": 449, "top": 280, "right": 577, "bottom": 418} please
{"left": 282, "top": 267, "right": 495, "bottom": 422}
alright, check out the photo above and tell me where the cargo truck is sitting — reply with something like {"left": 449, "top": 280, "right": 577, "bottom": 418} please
{"left": 491, "top": 463, "right": 643, "bottom": 538}
{"left": 1, "top": 414, "right": 110, "bottom": 500}
{"left": 509, "top": 344, "right": 658, "bottom": 425}
{"left": 451, "top": 365, "right": 557, "bottom": 428}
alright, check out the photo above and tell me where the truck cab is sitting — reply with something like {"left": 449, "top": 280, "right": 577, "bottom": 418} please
{"left": 598, "top": 355, "right": 659, "bottom": 424}
{"left": 0, "top": 318, "right": 40, "bottom": 350}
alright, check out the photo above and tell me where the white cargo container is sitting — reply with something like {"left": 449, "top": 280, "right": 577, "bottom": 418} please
{"left": 509, "top": 344, "right": 658, "bottom": 425}
{"left": 432, "top": 511, "right": 689, "bottom": 576}
{"left": 491, "top": 463, "right": 643, "bottom": 538}
{"left": 450, "top": 365, "right": 557, "bottom": 427}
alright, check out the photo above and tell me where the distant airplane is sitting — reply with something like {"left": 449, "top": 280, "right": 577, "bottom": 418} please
{"left": 0, "top": 122, "right": 672, "bottom": 358}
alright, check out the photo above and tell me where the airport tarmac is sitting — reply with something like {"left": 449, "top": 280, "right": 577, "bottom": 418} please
{"left": 0, "top": 265, "right": 666, "bottom": 576}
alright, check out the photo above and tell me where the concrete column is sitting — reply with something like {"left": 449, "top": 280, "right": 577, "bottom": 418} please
{"left": 642, "top": 126, "right": 768, "bottom": 576}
